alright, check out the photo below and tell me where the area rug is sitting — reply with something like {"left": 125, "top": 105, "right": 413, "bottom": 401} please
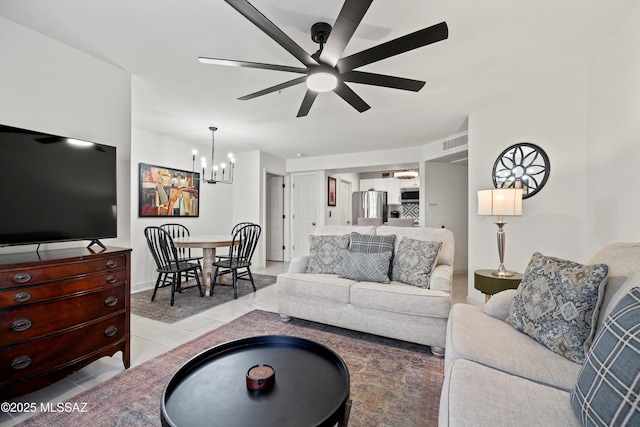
{"left": 17, "top": 310, "right": 444, "bottom": 427}
{"left": 130, "top": 274, "right": 276, "bottom": 323}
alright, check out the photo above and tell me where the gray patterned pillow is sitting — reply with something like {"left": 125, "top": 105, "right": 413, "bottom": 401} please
{"left": 305, "top": 234, "right": 350, "bottom": 274}
{"left": 505, "top": 252, "right": 609, "bottom": 363}
{"left": 392, "top": 237, "right": 442, "bottom": 288}
{"left": 350, "top": 232, "right": 395, "bottom": 253}
{"left": 338, "top": 250, "right": 392, "bottom": 284}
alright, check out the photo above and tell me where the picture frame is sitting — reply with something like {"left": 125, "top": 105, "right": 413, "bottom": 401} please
{"left": 139, "top": 163, "right": 200, "bottom": 217}
{"left": 328, "top": 176, "right": 337, "bottom": 207}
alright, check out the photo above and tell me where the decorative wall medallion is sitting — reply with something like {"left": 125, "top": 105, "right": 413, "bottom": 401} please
{"left": 492, "top": 143, "right": 550, "bottom": 199}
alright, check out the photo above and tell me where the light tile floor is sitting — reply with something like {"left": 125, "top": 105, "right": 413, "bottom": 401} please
{"left": 1, "top": 263, "right": 467, "bottom": 426}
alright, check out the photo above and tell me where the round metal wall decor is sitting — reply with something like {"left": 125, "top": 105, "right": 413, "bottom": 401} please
{"left": 492, "top": 142, "right": 550, "bottom": 199}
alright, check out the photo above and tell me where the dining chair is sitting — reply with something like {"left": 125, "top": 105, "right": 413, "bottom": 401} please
{"left": 211, "top": 223, "right": 261, "bottom": 299}
{"left": 144, "top": 226, "right": 204, "bottom": 306}
{"left": 216, "top": 222, "right": 255, "bottom": 262}
{"left": 160, "top": 223, "right": 202, "bottom": 284}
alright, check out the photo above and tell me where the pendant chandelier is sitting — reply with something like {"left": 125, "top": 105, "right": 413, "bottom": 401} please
{"left": 192, "top": 126, "right": 235, "bottom": 184}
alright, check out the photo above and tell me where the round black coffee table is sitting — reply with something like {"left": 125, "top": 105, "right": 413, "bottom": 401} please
{"left": 161, "top": 335, "right": 350, "bottom": 427}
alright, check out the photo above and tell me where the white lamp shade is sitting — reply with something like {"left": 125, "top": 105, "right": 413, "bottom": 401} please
{"left": 478, "top": 189, "right": 523, "bottom": 216}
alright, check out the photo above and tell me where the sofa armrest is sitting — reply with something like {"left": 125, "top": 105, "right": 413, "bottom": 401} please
{"left": 430, "top": 264, "right": 453, "bottom": 292}
{"left": 483, "top": 289, "right": 517, "bottom": 320}
{"left": 288, "top": 255, "right": 309, "bottom": 273}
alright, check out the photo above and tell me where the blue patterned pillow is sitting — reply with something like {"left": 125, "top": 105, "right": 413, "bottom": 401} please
{"left": 338, "top": 250, "right": 392, "bottom": 284}
{"left": 391, "top": 237, "right": 442, "bottom": 288}
{"left": 350, "top": 232, "right": 395, "bottom": 253}
{"left": 571, "top": 287, "right": 640, "bottom": 427}
{"left": 305, "top": 234, "right": 350, "bottom": 274}
{"left": 505, "top": 252, "right": 609, "bottom": 363}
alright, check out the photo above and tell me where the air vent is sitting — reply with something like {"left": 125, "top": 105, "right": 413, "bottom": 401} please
{"left": 442, "top": 134, "right": 468, "bottom": 152}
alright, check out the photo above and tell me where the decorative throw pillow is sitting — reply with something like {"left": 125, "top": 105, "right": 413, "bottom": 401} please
{"left": 349, "top": 232, "right": 395, "bottom": 254}
{"left": 505, "top": 252, "right": 609, "bottom": 363}
{"left": 305, "top": 234, "right": 350, "bottom": 274}
{"left": 391, "top": 237, "right": 442, "bottom": 288}
{"left": 338, "top": 250, "right": 392, "bottom": 284}
{"left": 571, "top": 287, "right": 640, "bottom": 427}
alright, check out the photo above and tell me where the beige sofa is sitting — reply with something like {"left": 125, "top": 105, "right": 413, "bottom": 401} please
{"left": 439, "top": 242, "right": 640, "bottom": 426}
{"left": 277, "top": 225, "right": 455, "bottom": 356}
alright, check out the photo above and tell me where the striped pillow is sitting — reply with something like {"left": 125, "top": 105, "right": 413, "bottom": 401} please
{"left": 571, "top": 286, "right": 640, "bottom": 426}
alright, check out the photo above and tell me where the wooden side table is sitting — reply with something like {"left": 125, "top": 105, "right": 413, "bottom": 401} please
{"left": 474, "top": 269, "right": 523, "bottom": 302}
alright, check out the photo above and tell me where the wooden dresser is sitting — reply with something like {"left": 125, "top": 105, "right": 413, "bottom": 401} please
{"left": 0, "top": 247, "right": 131, "bottom": 399}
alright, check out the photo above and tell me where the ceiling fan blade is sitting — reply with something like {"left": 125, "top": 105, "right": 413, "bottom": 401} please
{"left": 225, "top": 0, "right": 317, "bottom": 68}
{"left": 333, "top": 82, "right": 370, "bottom": 113}
{"left": 199, "top": 57, "right": 307, "bottom": 74}
{"left": 341, "top": 71, "right": 425, "bottom": 92}
{"left": 319, "top": 0, "right": 373, "bottom": 67}
{"left": 297, "top": 90, "right": 319, "bottom": 117}
{"left": 337, "top": 21, "right": 448, "bottom": 72}
{"left": 238, "top": 76, "right": 307, "bottom": 100}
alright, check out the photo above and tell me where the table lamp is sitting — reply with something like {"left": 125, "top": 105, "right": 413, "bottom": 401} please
{"left": 478, "top": 189, "right": 523, "bottom": 277}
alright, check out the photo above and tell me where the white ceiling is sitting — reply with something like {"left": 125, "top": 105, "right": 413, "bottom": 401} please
{"left": 0, "top": 0, "right": 637, "bottom": 160}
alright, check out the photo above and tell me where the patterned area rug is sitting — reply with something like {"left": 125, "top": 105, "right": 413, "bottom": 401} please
{"left": 17, "top": 310, "right": 444, "bottom": 427}
{"left": 130, "top": 274, "right": 276, "bottom": 323}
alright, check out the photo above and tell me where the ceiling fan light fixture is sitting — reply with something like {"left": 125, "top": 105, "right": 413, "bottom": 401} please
{"left": 306, "top": 67, "right": 338, "bottom": 92}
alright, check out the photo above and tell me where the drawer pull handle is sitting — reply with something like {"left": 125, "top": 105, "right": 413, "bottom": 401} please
{"left": 106, "top": 275, "right": 118, "bottom": 284}
{"left": 106, "top": 260, "right": 118, "bottom": 269}
{"left": 13, "top": 272, "right": 32, "bottom": 284}
{"left": 14, "top": 292, "right": 32, "bottom": 303}
{"left": 11, "top": 355, "right": 32, "bottom": 370}
{"left": 104, "top": 325, "right": 118, "bottom": 337}
{"left": 10, "top": 318, "right": 33, "bottom": 332}
{"left": 104, "top": 295, "right": 119, "bottom": 307}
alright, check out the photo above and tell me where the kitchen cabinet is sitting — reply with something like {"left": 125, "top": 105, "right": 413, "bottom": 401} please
{"left": 359, "top": 178, "right": 401, "bottom": 204}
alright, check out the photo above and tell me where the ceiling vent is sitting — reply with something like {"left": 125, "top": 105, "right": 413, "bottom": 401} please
{"left": 442, "top": 133, "right": 468, "bottom": 152}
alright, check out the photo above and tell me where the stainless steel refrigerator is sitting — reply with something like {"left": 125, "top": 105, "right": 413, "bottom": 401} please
{"left": 352, "top": 190, "right": 388, "bottom": 224}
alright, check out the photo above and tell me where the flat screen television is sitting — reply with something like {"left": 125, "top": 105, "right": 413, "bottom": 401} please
{"left": 0, "top": 124, "right": 117, "bottom": 248}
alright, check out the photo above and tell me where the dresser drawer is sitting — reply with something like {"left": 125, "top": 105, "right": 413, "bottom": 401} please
{"left": 0, "top": 313, "right": 125, "bottom": 385}
{"left": 0, "top": 254, "right": 126, "bottom": 289}
{"left": 0, "top": 269, "right": 126, "bottom": 308}
{"left": 0, "top": 285, "right": 125, "bottom": 346}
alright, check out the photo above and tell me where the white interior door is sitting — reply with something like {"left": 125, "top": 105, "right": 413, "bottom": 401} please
{"left": 339, "top": 179, "right": 352, "bottom": 225}
{"left": 266, "top": 175, "right": 284, "bottom": 261}
{"left": 292, "top": 173, "right": 318, "bottom": 258}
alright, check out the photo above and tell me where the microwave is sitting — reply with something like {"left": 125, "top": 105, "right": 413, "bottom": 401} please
{"left": 400, "top": 188, "right": 419, "bottom": 202}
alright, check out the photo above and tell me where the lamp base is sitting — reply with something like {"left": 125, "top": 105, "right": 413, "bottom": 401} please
{"left": 491, "top": 269, "right": 517, "bottom": 277}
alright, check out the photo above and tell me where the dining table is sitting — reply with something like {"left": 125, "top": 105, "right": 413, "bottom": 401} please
{"left": 173, "top": 234, "right": 233, "bottom": 296}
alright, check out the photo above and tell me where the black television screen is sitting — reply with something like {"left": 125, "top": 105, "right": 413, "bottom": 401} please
{"left": 0, "top": 124, "right": 117, "bottom": 247}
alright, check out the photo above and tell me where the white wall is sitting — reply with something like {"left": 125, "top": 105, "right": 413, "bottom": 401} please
{"left": 467, "top": 5, "right": 640, "bottom": 305}
{"left": 130, "top": 127, "right": 234, "bottom": 289}
{"left": 468, "top": 68, "right": 590, "bottom": 304}
{"left": 586, "top": 5, "right": 640, "bottom": 254}
{"left": 0, "top": 17, "right": 131, "bottom": 254}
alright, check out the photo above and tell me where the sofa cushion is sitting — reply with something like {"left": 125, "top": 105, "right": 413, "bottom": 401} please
{"left": 350, "top": 281, "right": 451, "bottom": 319}
{"left": 441, "top": 359, "right": 581, "bottom": 427}
{"left": 277, "top": 272, "right": 355, "bottom": 304}
{"left": 587, "top": 243, "right": 640, "bottom": 336}
{"left": 305, "top": 234, "right": 350, "bottom": 274}
{"left": 376, "top": 225, "right": 455, "bottom": 267}
{"left": 505, "top": 252, "right": 609, "bottom": 364}
{"left": 392, "top": 237, "right": 442, "bottom": 288}
{"left": 571, "top": 286, "right": 640, "bottom": 427}
{"left": 445, "top": 303, "right": 582, "bottom": 391}
{"left": 349, "top": 232, "right": 395, "bottom": 253}
{"left": 338, "top": 250, "right": 392, "bottom": 284}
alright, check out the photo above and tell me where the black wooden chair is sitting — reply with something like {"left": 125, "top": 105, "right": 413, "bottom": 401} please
{"left": 144, "top": 226, "right": 204, "bottom": 306}
{"left": 160, "top": 223, "right": 202, "bottom": 284}
{"left": 211, "top": 223, "right": 261, "bottom": 299}
{"left": 215, "top": 222, "right": 255, "bottom": 262}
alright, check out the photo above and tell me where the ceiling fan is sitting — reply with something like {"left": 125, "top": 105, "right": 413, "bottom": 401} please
{"left": 199, "top": 0, "right": 448, "bottom": 117}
